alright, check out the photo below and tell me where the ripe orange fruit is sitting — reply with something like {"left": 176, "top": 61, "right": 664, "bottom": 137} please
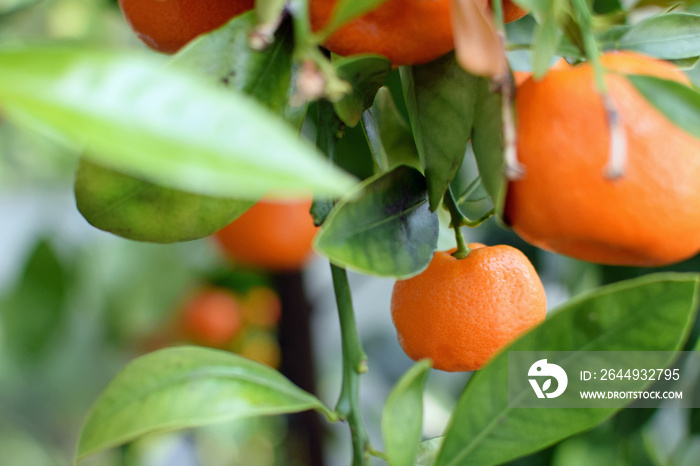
{"left": 180, "top": 288, "right": 243, "bottom": 347}
{"left": 391, "top": 244, "right": 546, "bottom": 372}
{"left": 507, "top": 51, "right": 700, "bottom": 266}
{"left": 240, "top": 287, "right": 282, "bottom": 327}
{"left": 213, "top": 199, "right": 318, "bottom": 271}
{"left": 309, "top": 0, "right": 527, "bottom": 66}
{"left": 118, "top": 0, "right": 254, "bottom": 53}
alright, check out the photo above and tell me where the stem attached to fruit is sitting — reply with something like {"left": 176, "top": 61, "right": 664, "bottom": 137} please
{"left": 444, "top": 187, "right": 496, "bottom": 259}
{"left": 570, "top": 0, "right": 627, "bottom": 179}
{"left": 444, "top": 188, "right": 471, "bottom": 260}
{"left": 331, "top": 265, "right": 370, "bottom": 466}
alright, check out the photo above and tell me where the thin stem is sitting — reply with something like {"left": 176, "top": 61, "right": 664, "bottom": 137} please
{"left": 317, "top": 96, "right": 369, "bottom": 466}
{"left": 331, "top": 265, "right": 370, "bottom": 466}
{"left": 571, "top": 0, "right": 627, "bottom": 179}
{"left": 491, "top": 0, "right": 523, "bottom": 179}
{"left": 443, "top": 188, "right": 470, "bottom": 260}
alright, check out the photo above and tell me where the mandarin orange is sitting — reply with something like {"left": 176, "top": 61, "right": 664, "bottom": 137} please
{"left": 391, "top": 244, "right": 546, "bottom": 372}
{"left": 214, "top": 200, "right": 318, "bottom": 271}
{"left": 119, "top": 0, "right": 254, "bottom": 53}
{"left": 507, "top": 51, "right": 700, "bottom": 266}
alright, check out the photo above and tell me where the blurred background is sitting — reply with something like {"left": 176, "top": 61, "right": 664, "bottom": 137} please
{"left": 1, "top": 1, "right": 700, "bottom": 465}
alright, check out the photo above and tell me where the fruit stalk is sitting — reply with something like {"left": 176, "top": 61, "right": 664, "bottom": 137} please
{"left": 331, "top": 264, "right": 370, "bottom": 466}
{"left": 316, "top": 99, "right": 370, "bottom": 465}
{"left": 571, "top": 0, "right": 627, "bottom": 178}
{"left": 444, "top": 187, "right": 496, "bottom": 259}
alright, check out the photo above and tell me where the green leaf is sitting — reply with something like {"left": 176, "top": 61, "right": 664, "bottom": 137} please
{"left": 0, "top": 47, "right": 356, "bottom": 199}
{"left": 333, "top": 55, "right": 392, "bottom": 127}
{"left": 401, "top": 53, "right": 480, "bottom": 211}
{"left": 76, "top": 347, "right": 334, "bottom": 461}
{"left": 362, "top": 87, "right": 420, "bottom": 172}
{"left": 593, "top": 0, "right": 623, "bottom": 14}
{"left": 436, "top": 273, "right": 700, "bottom": 466}
{"left": 415, "top": 437, "right": 444, "bottom": 466}
{"left": 172, "top": 11, "right": 306, "bottom": 128}
{"left": 72, "top": 12, "right": 302, "bottom": 243}
{"left": 75, "top": 159, "right": 254, "bottom": 243}
{"left": 532, "top": 17, "right": 563, "bottom": 78}
{"left": 382, "top": 360, "right": 431, "bottom": 466}
{"left": 314, "top": 165, "right": 439, "bottom": 278}
{"left": 0, "top": 0, "right": 41, "bottom": 18}
{"left": 618, "top": 13, "right": 700, "bottom": 60}
{"left": 0, "top": 241, "right": 69, "bottom": 363}
{"left": 471, "top": 80, "right": 507, "bottom": 214}
{"left": 627, "top": 74, "right": 700, "bottom": 140}
{"left": 321, "top": 0, "right": 389, "bottom": 35}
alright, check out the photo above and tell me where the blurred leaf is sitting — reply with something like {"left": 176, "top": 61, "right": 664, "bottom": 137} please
{"left": 333, "top": 55, "right": 392, "bottom": 127}
{"left": 401, "top": 53, "right": 480, "bottom": 211}
{"left": 77, "top": 347, "right": 334, "bottom": 461}
{"left": 617, "top": 13, "right": 700, "bottom": 60}
{"left": 436, "top": 274, "right": 700, "bottom": 466}
{"left": 0, "top": 241, "right": 69, "bottom": 363}
{"left": 0, "top": 0, "right": 41, "bottom": 18}
{"left": 628, "top": 74, "right": 700, "bottom": 140}
{"left": 0, "top": 427, "right": 60, "bottom": 466}
{"left": 255, "top": 0, "right": 287, "bottom": 26}
{"left": 415, "top": 437, "right": 444, "bottom": 466}
{"left": 593, "top": 0, "right": 623, "bottom": 13}
{"left": 0, "top": 47, "right": 356, "bottom": 199}
{"left": 362, "top": 87, "right": 420, "bottom": 172}
{"left": 382, "top": 360, "right": 431, "bottom": 466}
{"left": 173, "top": 12, "right": 306, "bottom": 128}
{"left": 75, "top": 159, "right": 254, "bottom": 243}
{"left": 532, "top": 16, "right": 563, "bottom": 78}
{"left": 321, "top": 0, "right": 389, "bottom": 35}
{"left": 452, "top": 0, "right": 505, "bottom": 77}
{"left": 72, "top": 12, "right": 304, "bottom": 243}
{"left": 471, "top": 79, "right": 507, "bottom": 214}
{"left": 314, "top": 165, "right": 439, "bottom": 278}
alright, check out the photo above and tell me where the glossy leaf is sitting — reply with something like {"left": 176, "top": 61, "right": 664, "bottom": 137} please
{"left": 77, "top": 347, "right": 334, "bottom": 461}
{"left": 362, "top": 87, "right": 420, "bottom": 172}
{"left": 333, "top": 55, "right": 392, "bottom": 127}
{"left": 382, "top": 360, "right": 431, "bottom": 466}
{"left": 0, "top": 47, "right": 356, "bottom": 199}
{"left": 314, "top": 165, "right": 439, "bottom": 278}
{"left": 172, "top": 12, "right": 305, "bottom": 128}
{"left": 75, "top": 159, "right": 254, "bottom": 243}
{"left": 436, "top": 274, "right": 700, "bottom": 466}
{"left": 401, "top": 53, "right": 480, "bottom": 211}
{"left": 618, "top": 13, "right": 700, "bottom": 60}
{"left": 471, "top": 79, "right": 507, "bottom": 214}
{"left": 627, "top": 74, "right": 700, "bottom": 140}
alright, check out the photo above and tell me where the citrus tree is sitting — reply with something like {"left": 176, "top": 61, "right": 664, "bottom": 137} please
{"left": 1, "top": 0, "right": 700, "bottom": 465}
